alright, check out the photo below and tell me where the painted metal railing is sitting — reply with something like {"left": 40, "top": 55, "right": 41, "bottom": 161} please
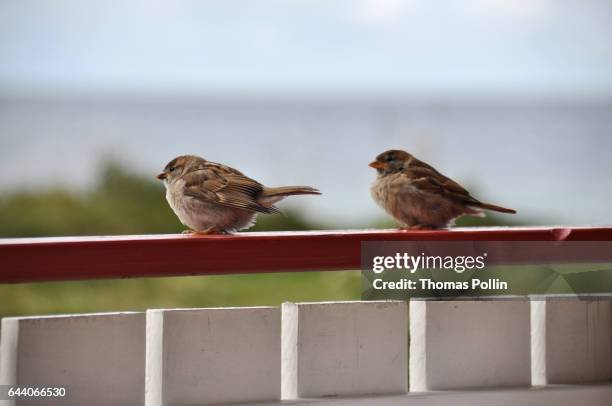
{"left": 1, "top": 227, "right": 611, "bottom": 283}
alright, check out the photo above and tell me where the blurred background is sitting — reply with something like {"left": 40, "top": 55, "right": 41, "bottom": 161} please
{"left": 1, "top": 0, "right": 611, "bottom": 317}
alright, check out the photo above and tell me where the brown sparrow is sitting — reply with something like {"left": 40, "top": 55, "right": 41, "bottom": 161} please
{"left": 157, "top": 155, "right": 320, "bottom": 234}
{"left": 369, "top": 149, "right": 516, "bottom": 229}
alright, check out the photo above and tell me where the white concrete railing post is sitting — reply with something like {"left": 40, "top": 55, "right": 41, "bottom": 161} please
{"left": 281, "top": 300, "right": 408, "bottom": 399}
{"left": 0, "top": 312, "right": 145, "bottom": 406}
{"left": 530, "top": 298, "right": 547, "bottom": 385}
{"left": 409, "top": 299, "right": 531, "bottom": 391}
{"left": 145, "top": 307, "right": 280, "bottom": 406}
{"left": 531, "top": 296, "right": 612, "bottom": 385}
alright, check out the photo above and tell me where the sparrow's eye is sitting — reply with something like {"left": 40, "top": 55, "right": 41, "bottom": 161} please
{"left": 169, "top": 166, "right": 176, "bottom": 172}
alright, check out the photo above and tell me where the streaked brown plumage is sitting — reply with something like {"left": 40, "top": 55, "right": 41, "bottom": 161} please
{"left": 157, "top": 155, "right": 320, "bottom": 234}
{"left": 369, "top": 149, "right": 516, "bottom": 229}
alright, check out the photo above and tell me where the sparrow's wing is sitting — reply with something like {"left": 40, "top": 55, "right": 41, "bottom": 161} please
{"left": 182, "top": 163, "right": 279, "bottom": 214}
{"left": 404, "top": 159, "right": 481, "bottom": 205}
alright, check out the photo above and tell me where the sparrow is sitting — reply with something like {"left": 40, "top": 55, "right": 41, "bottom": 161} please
{"left": 157, "top": 155, "right": 320, "bottom": 234}
{"left": 369, "top": 149, "right": 516, "bottom": 229}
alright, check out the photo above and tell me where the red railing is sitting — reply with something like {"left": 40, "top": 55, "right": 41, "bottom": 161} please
{"left": 1, "top": 227, "right": 612, "bottom": 283}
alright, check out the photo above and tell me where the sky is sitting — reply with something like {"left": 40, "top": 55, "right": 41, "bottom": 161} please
{"left": 1, "top": 0, "right": 611, "bottom": 96}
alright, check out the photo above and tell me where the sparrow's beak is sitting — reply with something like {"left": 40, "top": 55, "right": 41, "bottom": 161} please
{"left": 369, "top": 161, "right": 384, "bottom": 169}
{"left": 156, "top": 172, "right": 167, "bottom": 180}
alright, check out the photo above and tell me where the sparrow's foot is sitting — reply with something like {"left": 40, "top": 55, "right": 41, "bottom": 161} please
{"left": 184, "top": 227, "right": 230, "bottom": 235}
{"left": 401, "top": 224, "right": 437, "bottom": 231}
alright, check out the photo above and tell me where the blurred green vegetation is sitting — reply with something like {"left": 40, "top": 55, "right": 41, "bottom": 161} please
{"left": 0, "top": 272, "right": 360, "bottom": 317}
{"left": 0, "top": 163, "right": 523, "bottom": 318}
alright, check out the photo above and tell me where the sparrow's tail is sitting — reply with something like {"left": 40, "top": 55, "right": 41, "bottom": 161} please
{"left": 475, "top": 202, "right": 517, "bottom": 214}
{"left": 263, "top": 186, "right": 321, "bottom": 197}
